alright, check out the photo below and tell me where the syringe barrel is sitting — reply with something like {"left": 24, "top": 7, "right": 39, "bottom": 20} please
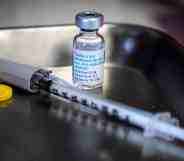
{"left": 0, "top": 59, "right": 41, "bottom": 92}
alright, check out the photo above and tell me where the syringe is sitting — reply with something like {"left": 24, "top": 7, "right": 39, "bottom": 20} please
{"left": 0, "top": 59, "right": 183, "bottom": 142}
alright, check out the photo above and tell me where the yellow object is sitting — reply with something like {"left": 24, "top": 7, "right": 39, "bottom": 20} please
{"left": 0, "top": 84, "right": 13, "bottom": 102}
{"left": 0, "top": 99, "right": 13, "bottom": 108}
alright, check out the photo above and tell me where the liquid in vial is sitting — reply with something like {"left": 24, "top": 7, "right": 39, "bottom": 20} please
{"left": 73, "top": 11, "right": 105, "bottom": 90}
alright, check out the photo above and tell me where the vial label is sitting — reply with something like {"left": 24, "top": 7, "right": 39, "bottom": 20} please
{"left": 73, "top": 48, "right": 105, "bottom": 87}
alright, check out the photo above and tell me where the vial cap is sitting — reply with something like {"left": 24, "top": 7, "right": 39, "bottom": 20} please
{"left": 75, "top": 11, "right": 104, "bottom": 30}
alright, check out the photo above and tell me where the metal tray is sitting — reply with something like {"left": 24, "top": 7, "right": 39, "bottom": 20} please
{"left": 0, "top": 24, "right": 183, "bottom": 161}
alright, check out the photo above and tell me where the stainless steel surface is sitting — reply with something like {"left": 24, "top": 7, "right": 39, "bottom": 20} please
{"left": 1, "top": 0, "right": 184, "bottom": 44}
{"left": 0, "top": 24, "right": 110, "bottom": 66}
{"left": 0, "top": 93, "right": 183, "bottom": 161}
{"left": 0, "top": 24, "right": 184, "bottom": 160}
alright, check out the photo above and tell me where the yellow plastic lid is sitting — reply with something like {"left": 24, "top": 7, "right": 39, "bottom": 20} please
{"left": 0, "top": 84, "right": 13, "bottom": 102}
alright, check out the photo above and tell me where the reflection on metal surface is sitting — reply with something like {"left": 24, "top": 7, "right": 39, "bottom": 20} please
{"left": 50, "top": 64, "right": 168, "bottom": 113}
{"left": 0, "top": 89, "right": 183, "bottom": 161}
{"left": 50, "top": 101, "right": 184, "bottom": 161}
{"left": 0, "top": 24, "right": 184, "bottom": 160}
{"left": 49, "top": 66, "right": 73, "bottom": 85}
{"left": 0, "top": 25, "right": 109, "bottom": 67}
{"left": 0, "top": 23, "right": 184, "bottom": 121}
{"left": 0, "top": 99, "right": 13, "bottom": 108}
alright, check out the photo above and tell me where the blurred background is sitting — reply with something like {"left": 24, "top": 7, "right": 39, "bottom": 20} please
{"left": 0, "top": 0, "right": 184, "bottom": 44}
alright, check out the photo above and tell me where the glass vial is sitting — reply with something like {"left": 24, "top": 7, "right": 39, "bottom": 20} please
{"left": 73, "top": 11, "right": 105, "bottom": 90}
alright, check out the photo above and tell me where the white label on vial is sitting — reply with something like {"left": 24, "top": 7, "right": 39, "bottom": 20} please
{"left": 73, "top": 48, "right": 105, "bottom": 86}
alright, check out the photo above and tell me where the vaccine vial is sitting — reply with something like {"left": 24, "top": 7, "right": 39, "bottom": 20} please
{"left": 73, "top": 11, "right": 105, "bottom": 90}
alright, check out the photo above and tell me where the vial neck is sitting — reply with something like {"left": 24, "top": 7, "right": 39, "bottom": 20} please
{"left": 80, "top": 29, "right": 98, "bottom": 35}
